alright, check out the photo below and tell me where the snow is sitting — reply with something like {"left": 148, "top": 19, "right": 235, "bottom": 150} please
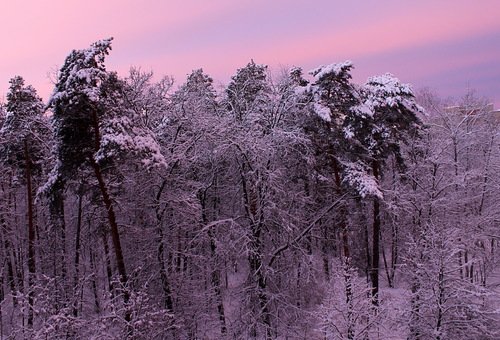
{"left": 294, "top": 83, "right": 310, "bottom": 96}
{"left": 353, "top": 102, "right": 374, "bottom": 117}
{"left": 96, "top": 116, "right": 167, "bottom": 169}
{"left": 313, "top": 102, "right": 331, "bottom": 122}
{"left": 363, "top": 73, "right": 419, "bottom": 112}
{"left": 343, "top": 126, "right": 354, "bottom": 139}
{"left": 310, "top": 60, "right": 353, "bottom": 79}
{"left": 343, "top": 161, "right": 383, "bottom": 199}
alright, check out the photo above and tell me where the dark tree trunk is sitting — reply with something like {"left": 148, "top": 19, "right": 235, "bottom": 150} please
{"left": 151, "top": 179, "right": 174, "bottom": 313}
{"left": 199, "top": 188, "right": 227, "bottom": 335}
{"left": 0, "top": 214, "right": 17, "bottom": 306}
{"left": 0, "top": 264, "right": 3, "bottom": 338}
{"left": 249, "top": 238, "right": 273, "bottom": 339}
{"left": 72, "top": 192, "right": 83, "bottom": 318}
{"left": 92, "top": 160, "right": 130, "bottom": 322}
{"left": 102, "top": 232, "right": 114, "bottom": 298}
{"left": 48, "top": 177, "right": 67, "bottom": 309}
{"left": 90, "top": 110, "right": 131, "bottom": 325}
{"left": 333, "top": 158, "right": 354, "bottom": 339}
{"left": 239, "top": 161, "right": 273, "bottom": 339}
{"left": 371, "top": 160, "right": 381, "bottom": 306}
{"left": 24, "top": 140, "right": 36, "bottom": 328}
{"left": 89, "top": 249, "right": 101, "bottom": 314}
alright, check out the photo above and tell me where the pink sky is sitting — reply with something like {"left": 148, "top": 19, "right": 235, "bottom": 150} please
{"left": 1, "top": 0, "right": 499, "bottom": 107}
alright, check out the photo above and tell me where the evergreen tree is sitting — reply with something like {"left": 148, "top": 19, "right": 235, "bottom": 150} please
{"left": 0, "top": 76, "right": 46, "bottom": 328}
{"left": 45, "top": 38, "right": 165, "bottom": 333}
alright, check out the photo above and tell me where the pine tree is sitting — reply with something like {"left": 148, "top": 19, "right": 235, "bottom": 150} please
{"left": 45, "top": 38, "right": 165, "bottom": 332}
{"left": 355, "top": 74, "right": 423, "bottom": 305}
{"left": 0, "top": 76, "right": 46, "bottom": 328}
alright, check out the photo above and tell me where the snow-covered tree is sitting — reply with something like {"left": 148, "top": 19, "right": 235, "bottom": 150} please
{"left": 0, "top": 76, "right": 46, "bottom": 328}
{"left": 45, "top": 38, "right": 165, "bottom": 333}
{"left": 226, "top": 60, "right": 270, "bottom": 122}
{"left": 124, "top": 66, "right": 173, "bottom": 129}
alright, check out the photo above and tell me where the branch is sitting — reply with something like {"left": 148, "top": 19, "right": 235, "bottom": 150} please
{"left": 268, "top": 193, "right": 348, "bottom": 267}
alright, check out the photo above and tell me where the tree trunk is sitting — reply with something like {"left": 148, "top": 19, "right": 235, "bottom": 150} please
{"left": 90, "top": 110, "right": 131, "bottom": 325}
{"left": 89, "top": 249, "right": 101, "bottom": 314}
{"left": 153, "top": 179, "right": 174, "bottom": 312}
{"left": 102, "top": 232, "right": 114, "bottom": 298}
{"left": 333, "top": 158, "right": 354, "bottom": 339}
{"left": 92, "top": 160, "right": 131, "bottom": 322}
{"left": 24, "top": 140, "right": 36, "bottom": 328}
{"left": 72, "top": 192, "right": 83, "bottom": 318}
{"left": 371, "top": 160, "right": 381, "bottom": 306}
{"left": 0, "top": 214, "right": 17, "bottom": 306}
{"left": 239, "top": 162, "right": 273, "bottom": 339}
{"left": 199, "top": 188, "right": 227, "bottom": 335}
{"left": 48, "top": 176, "right": 67, "bottom": 309}
{"left": 0, "top": 265, "right": 3, "bottom": 338}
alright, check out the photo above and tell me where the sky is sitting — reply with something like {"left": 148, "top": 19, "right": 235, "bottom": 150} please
{"left": 1, "top": 0, "right": 499, "bottom": 107}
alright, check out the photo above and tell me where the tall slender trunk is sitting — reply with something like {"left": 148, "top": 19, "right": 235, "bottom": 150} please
{"left": 72, "top": 193, "right": 83, "bottom": 318}
{"left": 199, "top": 188, "right": 227, "bottom": 335}
{"left": 153, "top": 180, "right": 174, "bottom": 312}
{"left": 89, "top": 249, "right": 101, "bottom": 314}
{"left": 48, "top": 177, "right": 66, "bottom": 309}
{"left": 90, "top": 110, "right": 130, "bottom": 324}
{"left": 102, "top": 232, "right": 114, "bottom": 298}
{"left": 157, "top": 225, "right": 173, "bottom": 312}
{"left": 333, "top": 158, "right": 354, "bottom": 339}
{"left": 0, "top": 214, "right": 17, "bottom": 306}
{"left": 321, "top": 220, "right": 330, "bottom": 281}
{"left": 24, "top": 140, "right": 36, "bottom": 328}
{"left": 371, "top": 160, "right": 380, "bottom": 306}
{"left": 249, "top": 236, "right": 273, "bottom": 339}
{"left": 239, "top": 161, "right": 273, "bottom": 339}
{"left": 152, "top": 178, "right": 174, "bottom": 313}
{"left": 92, "top": 160, "right": 130, "bottom": 322}
{"left": 0, "top": 262, "right": 3, "bottom": 338}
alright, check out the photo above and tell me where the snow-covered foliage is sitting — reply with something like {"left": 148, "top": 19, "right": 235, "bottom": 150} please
{"left": 313, "top": 102, "right": 332, "bottom": 122}
{"left": 49, "top": 39, "right": 112, "bottom": 105}
{"left": 363, "top": 73, "right": 423, "bottom": 114}
{"left": 0, "top": 76, "right": 47, "bottom": 177}
{"left": 343, "top": 161, "right": 383, "bottom": 199}
{"left": 47, "top": 39, "right": 166, "bottom": 182}
{"left": 1, "top": 76, "right": 44, "bottom": 136}
{"left": 1, "top": 45, "right": 499, "bottom": 340}
{"left": 95, "top": 114, "right": 166, "bottom": 168}
{"left": 226, "top": 60, "right": 270, "bottom": 121}
{"left": 310, "top": 60, "right": 354, "bottom": 80}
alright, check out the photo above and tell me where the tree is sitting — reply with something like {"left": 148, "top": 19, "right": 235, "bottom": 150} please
{"left": 305, "top": 61, "right": 383, "bottom": 337}
{"left": 354, "top": 74, "right": 422, "bottom": 305}
{"left": 45, "top": 38, "right": 165, "bottom": 332}
{"left": 124, "top": 66, "right": 173, "bottom": 129}
{"left": 0, "top": 76, "right": 46, "bottom": 328}
{"left": 226, "top": 60, "right": 270, "bottom": 122}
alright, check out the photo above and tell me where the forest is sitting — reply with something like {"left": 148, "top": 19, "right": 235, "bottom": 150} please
{"left": 0, "top": 39, "right": 499, "bottom": 339}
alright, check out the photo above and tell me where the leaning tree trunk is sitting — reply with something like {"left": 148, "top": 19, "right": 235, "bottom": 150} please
{"left": 91, "top": 160, "right": 131, "bottom": 322}
{"left": 90, "top": 111, "right": 131, "bottom": 325}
